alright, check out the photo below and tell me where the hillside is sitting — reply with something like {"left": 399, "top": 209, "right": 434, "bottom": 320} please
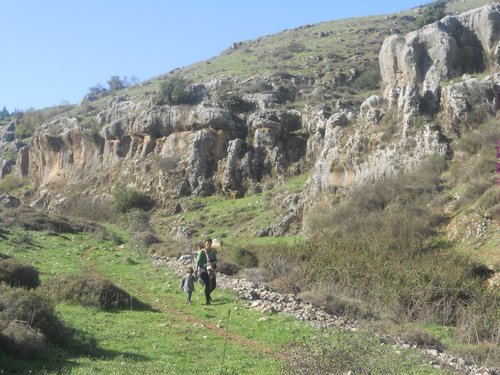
{"left": 1, "top": 0, "right": 500, "bottom": 373}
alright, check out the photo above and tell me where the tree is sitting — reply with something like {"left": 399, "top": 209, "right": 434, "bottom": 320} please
{"left": 0, "top": 106, "right": 8, "bottom": 120}
{"left": 414, "top": 1, "right": 446, "bottom": 29}
{"left": 107, "top": 76, "right": 125, "bottom": 91}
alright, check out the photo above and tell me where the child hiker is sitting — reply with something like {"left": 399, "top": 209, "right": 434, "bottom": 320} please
{"left": 180, "top": 267, "right": 196, "bottom": 304}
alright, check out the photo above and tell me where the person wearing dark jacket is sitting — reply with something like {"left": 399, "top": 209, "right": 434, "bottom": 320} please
{"left": 196, "top": 239, "right": 217, "bottom": 305}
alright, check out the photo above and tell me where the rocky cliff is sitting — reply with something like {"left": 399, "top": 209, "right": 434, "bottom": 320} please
{"left": 11, "top": 3, "right": 500, "bottom": 235}
{"left": 379, "top": 3, "right": 500, "bottom": 125}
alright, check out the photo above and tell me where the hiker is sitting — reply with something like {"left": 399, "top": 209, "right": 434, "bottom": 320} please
{"left": 196, "top": 238, "right": 217, "bottom": 305}
{"left": 180, "top": 267, "right": 196, "bottom": 304}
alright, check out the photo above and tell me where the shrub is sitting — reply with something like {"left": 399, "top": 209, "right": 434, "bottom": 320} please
{"left": 0, "top": 175, "right": 28, "bottom": 193}
{"left": 127, "top": 209, "right": 152, "bottom": 233}
{"left": 299, "top": 287, "right": 375, "bottom": 320}
{"left": 0, "top": 258, "right": 40, "bottom": 289}
{"left": 287, "top": 329, "right": 429, "bottom": 374}
{"left": 399, "top": 327, "right": 443, "bottom": 350}
{"left": 61, "top": 195, "right": 116, "bottom": 223}
{"left": 0, "top": 284, "right": 71, "bottom": 348}
{"left": 352, "top": 66, "right": 380, "bottom": 91}
{"left": 232, "top": 247, "right": 259, "bottom": 268}
{"left": 6, "top": 208, "right": 99, "bottom": 234}
{"left": 0, "top": 320, "right": 46, "bottom": 358}
{"left": 216, "top": 259, "right": 240, "bottom": 276}
{"left": 51, "top": 273, "right": 142, "bottom": 310}
{"left": 216, "top": 91, "right": 254, "bottom": 113}
{"left": 155, "top": 76, "right": 199, "bottom": 105}
{"left": 131, "top": 231, "right": 160, "bottom": 251}
{"left": 112, "top": 185, "right": 155, "bottom": 213}
{"left": 414, "top": 1, "right": 446, "bottom": 29}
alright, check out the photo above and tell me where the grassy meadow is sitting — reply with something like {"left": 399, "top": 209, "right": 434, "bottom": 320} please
{"left": 0, "top": 226, "right": 449, "bottom": 374}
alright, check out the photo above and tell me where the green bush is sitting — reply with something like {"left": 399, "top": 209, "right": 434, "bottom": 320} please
{"left": 155, "top": 76, "right": 199, "bottom": 105}
{"left": 0, "top": 175, "right": 28, "bottom": 193}
{"left": 352, "top": 66, "right": 380, "bottom": 91}
{"left": 414, "top": 1, "right": 446, "bottom": 29}
{"left": 0, "top": 258, "right": 40, "bottom": 289}
{"left": 216, "top": 91, "right": 254, "bottom": 112}
{"left": 112, "top": 185, "right": 155, "bottom": 213}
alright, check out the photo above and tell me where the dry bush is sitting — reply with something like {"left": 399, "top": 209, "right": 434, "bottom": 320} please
{"left": 150, "top": 241, "right": 186, "bottom": 258}
{"left": 286, "top": 329, "right": 415, "bottom": 375}
{"left": 0, "top": 320, "right": 46, "bottom": 358}
{"left": 457, "top": 297, "right": 500, "bottom": 346}
{"left": 216, "top": 259, "right": 240, "bottom": 276}
{"left": 232, "top": 247, "right": 259, "bottom": 268}
{"left": 51, "top": 273, "right": 145, "bottom": 311}
{"left": 4, "top": 206, "right": 99, "bottom": 234}
{"left": 299, "top": 286, "right": 375, "bottom": 320}
{"left": 0, "top": 258, "right": 40, "bottom": 289}
{"left": 399, "top": 327, "right": 443, "bottom": 350}
{"left": 0, "top": 284, "right": 71, "bottom": 348}
{"left": 237, "top": 268, "right": 269, "bottom": 284}
{"left": 127, "top": 209, "right": 152, "bottom": 233}
{"left": 60, "top": 195, "right": 116, "bottom": 223}
{"left": 131, "top": 231, "right": 160, "bottom": 252}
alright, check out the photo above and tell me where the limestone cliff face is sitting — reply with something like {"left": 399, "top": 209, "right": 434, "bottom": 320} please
{"left": 304, "top": 3, "right": 500, "bottom": 214}
{"left": 379, "top": 3, "right": 500, "bottom": 124}
{"left": 18, "top": 97, "right": 308, "bottom": 207}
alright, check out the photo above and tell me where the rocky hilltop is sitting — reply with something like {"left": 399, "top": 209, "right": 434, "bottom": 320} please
{"left": 8, "top": 3, "right": 500, "bottom": 234}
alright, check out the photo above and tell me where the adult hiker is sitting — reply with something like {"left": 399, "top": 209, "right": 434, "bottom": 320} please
{"left": 196, "top": 238, "right": 217, "bottom": 305}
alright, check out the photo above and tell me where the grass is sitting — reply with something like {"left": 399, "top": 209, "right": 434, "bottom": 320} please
{"left": 446, "top": 0, "right": 492, "bottom": 14}
{"left": 0, "top": 227, "right": 448, "bottom": 374}
{"left": 155, "top": 171, "right": 311, "bottom": 248}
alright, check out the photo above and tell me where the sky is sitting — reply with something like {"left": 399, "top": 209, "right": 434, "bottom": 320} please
{"left": 0, "top": 0, "right": 428, "bottom": 112}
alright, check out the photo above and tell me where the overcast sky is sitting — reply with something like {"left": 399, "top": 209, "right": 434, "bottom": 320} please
{"left": 0, "top": 0, "right": 428, "bottom": 111}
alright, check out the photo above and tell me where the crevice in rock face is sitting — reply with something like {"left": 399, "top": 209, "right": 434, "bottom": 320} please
{"left": 46, "top": 135, "right": 63, "bottom": 152}
{"left": 115, "top": 136, "right": 131, "bottom": 158}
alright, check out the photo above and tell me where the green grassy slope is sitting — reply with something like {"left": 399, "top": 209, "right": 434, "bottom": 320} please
{"left": 0, "top": 227, "right": 448, "bottom": 374}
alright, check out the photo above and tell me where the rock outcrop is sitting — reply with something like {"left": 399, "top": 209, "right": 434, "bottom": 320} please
{"left": 17, "top": 94, "right": 309, "bottom": 209}
{"left": 380, "top": 3, "right": 500, "bottom": 124}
